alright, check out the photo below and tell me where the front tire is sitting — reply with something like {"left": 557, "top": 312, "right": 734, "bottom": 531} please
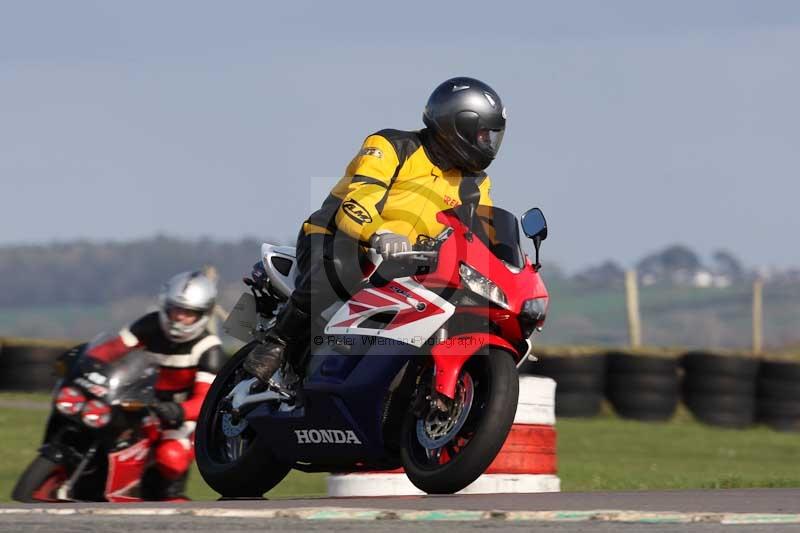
{"left": 400, "top": 349, "right": 519, "bottom": 494}
{"left": 12, "top": 455, "right": 68, "bottom": 502}
{"left": 195, "top": 343, "right": 290, "bottom": 497}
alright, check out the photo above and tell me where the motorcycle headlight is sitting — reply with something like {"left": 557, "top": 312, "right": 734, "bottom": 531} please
{"left": 81, "top": 399, "right": 111, "bottom": 429}
{"left": 55, "top": 386, "right": 86, "bottom": 416}
{"left": 459, "top": 263, "right": 508, "bottom": 309}
{"left": 519, "top": 297, "right": 549, "bottom": 338}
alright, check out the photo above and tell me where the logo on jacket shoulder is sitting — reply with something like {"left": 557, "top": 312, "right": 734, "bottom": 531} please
{"left": 342, "top": 199, "right": 373, "bottom": 225}
{"left": 443, "top": 194, "right": 459, "bottom": 208}
{"left": 359, "top": 147, "right": 383, "bottom": 159}
{"left": 295, "top": 429, "right": 362, "bottom": 445}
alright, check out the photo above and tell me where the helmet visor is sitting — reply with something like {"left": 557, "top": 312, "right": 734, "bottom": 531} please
{"left": 166, "top": 304, "right": 203, "bottom": 325}
{"left": 476, "top": 128, "right": 505, "bottom": 156}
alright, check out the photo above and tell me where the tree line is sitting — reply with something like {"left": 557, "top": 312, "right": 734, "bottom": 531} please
{"left": 0, "top": 236, "right": 273, "bottom": 307}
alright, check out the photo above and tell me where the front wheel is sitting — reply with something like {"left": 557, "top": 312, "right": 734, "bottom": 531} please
{"left": 400, "top": 349, "right": 519, "bottom": 494}
{"left": 12, "top": 455, "right": 69, "bottom": 502}
{"left": 195, "top": 342, "right": 290, "bottom": 497}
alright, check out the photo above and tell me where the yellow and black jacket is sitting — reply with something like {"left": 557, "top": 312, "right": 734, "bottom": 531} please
{"left": 304, "top": 129, "right": 493, "bottom": 244}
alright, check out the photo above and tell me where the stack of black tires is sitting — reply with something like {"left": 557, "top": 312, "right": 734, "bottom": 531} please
{"left": 523, "top": 345, "right": 800, "bottom": 432}
{"left": 606, "top": 348, "right": 682, "bottom": 421}
{"left": 0, "top": 337, "right": 77, "bottom": 391}
{"left": 682, "top": 350, "right": 759, "bottom": 428}
{"left": 521, "top": 346, "right": 606, "bottom": 418}
{"left": 757, "top": 358, "right": 800, "bottom": 432}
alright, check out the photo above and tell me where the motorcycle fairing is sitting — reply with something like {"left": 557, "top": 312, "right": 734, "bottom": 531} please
{"left": 431, "top": 333, "right": 518, "bottom": 398}
{"left": 417, "top": 211, "right": 548, "bottom": 311}
{"left": 104, "top": 438, "right": 152, "bottom": 502}
{"left": 242, "top": 206, "right": 548, "bottom": 471}
{"left": 324, "top": 278, "right": 455, "bottom": 347}
{"left": 245, "top": 340, "right": 418, "bottom": 470}
{"left": 261, "top": 243, "right": 298, "bottom": 299}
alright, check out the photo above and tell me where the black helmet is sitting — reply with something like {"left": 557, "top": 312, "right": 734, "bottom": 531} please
{"left": 422, "top": 77, "right": 506, "bottom": 172}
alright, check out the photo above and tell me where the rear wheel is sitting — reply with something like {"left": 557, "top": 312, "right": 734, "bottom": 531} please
{"left": 195, "top": 343, "right": 290, "bottom": 497}
{"left": 12, "top": 455, "right": 69, "bottom": 502}
{"left": 400, "top": 349, "right": 519, "bottom": 494}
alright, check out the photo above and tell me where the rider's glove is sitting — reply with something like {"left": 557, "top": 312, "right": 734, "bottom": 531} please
{"left": 250, "top": 261, "right": 269, "bottom": 290}
{"left": 152, "top": 401, "right": 185, "bottom": 429}
{"left": 369, "top": 231, "right": 411, "bottom": 260}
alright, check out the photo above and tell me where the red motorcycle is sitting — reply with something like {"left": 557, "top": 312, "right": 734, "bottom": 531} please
{"left": 197, "top": 184, "right": 550, "bottom": 496}
{"left": 12, "top": 342, "right": 167, "bottom": 502}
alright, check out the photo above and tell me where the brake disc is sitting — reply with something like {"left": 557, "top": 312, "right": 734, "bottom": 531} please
{"left": 416, "top": 372, "right": 474, "bottom": 450}
{"left": 221, "top": 413, "right": 248, "bottom": 438}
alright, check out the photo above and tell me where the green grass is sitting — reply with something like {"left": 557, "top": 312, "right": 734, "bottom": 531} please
{"left": 0, "top": 392, "right": 51, "bottom": 403}
{"left": 557, "top": 405, "right": 800, "bottom": 491}
{"left": 1, "top": 394, "right": 798, "bottom": 501}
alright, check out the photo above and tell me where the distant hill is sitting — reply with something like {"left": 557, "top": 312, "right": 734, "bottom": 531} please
{"left": 572, "top": 245, "right": 752, "bottom": 289}
{"left": 0, "top": 236, "right": 276, "bottom": 307}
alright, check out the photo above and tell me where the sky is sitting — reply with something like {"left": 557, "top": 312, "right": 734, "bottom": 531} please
{"left": 1, "top": 1, "right": 799, "bottom": 273}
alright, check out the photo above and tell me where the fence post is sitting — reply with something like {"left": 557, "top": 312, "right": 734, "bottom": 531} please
{"left": 752, "top": 277, "right": 764, "bottom": 355}
{"left": 202, "top": 265, "right": 224, "bottom": 337}
{"left": 625, "top": 270, "right": 642, "bottom": 348}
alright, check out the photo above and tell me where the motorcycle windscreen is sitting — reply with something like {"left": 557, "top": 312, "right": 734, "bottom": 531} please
{"left": 452, "top": 205, "right": 525, "bottom": 268}
{"left": 105, "top": 351, "right": 159, "bottom": 404}
{"left": 71, "top": 347, "right": 158, "bottom": 404}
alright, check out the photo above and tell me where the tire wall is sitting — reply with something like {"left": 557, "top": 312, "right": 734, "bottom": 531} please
{"left": 757, "top": 359, "right": 800, "bottom": 432}
{"left": 5, "top": 337, "right": 800, "bottom": 431}
{"left": 0, "top": 337, "right": 79, "bottom": 392}
{"left": 522, "top": 345, "right": 800, "bottom": 430}
{"left": 606, "top": 349, "right": 681, "bottom": 422}
{"left": 521, "top": 346, "right": 606, "bottom": 418}
{"left": 682, "top": 350, "right": 759, "bottom": 428}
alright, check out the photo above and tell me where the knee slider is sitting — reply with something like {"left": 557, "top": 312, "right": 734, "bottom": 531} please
{"left": 155, "top": 440, "right": 193, "bottom": 480}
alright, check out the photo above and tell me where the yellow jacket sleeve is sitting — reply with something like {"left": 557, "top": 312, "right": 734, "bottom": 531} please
{"left": 333, "top": 135, "right": 400, "bottom": 242}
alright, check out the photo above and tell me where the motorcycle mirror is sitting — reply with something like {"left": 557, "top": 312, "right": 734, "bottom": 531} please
{"left": 521, "top": 208, "right": 547, "bottom": 271}
{"left": 458, "top": 177, "right": 482, "bottom": 241}
{"left": 521, "top": 208, "right": 547, "bottom": 241}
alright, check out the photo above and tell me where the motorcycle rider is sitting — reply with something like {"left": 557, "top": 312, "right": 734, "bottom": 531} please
{"left": 245, "top": 76, "right": 506, "bottom": 386}
{"left": 84, "top": 270, "right": 225, "bottom": 500}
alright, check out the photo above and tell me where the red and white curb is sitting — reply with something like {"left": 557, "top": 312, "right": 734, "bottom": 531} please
{"left": 328, "top": 375, "right": 559, "bottom": 496}
{"left": 2, "top": 507, "right": 800, "bottom": 524}
{"left": 515, "top": 375, "right": 556, "bottom": 426}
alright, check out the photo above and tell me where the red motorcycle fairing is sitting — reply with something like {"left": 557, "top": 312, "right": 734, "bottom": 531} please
{"left": 104, "top": 415, "right": 161, "bottom": 502}
{"left": 104, "top": 438, "right": 153, "bottom": 502}
{"left": 416, "top": 211, "right": 548, "bottom": 308}
{"left": 421, "top": 210, "right": 546, "bottom": 398}
{"left": 431, "top": 333, "right": 519, "bottom": 398}
{"left": 325, "top": 208, "right": 548, "bottom": 401}
{"left": 324, "top": 278, "right": 456, "bottom": 347}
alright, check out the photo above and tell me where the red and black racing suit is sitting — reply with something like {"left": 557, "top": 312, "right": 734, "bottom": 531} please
{"left": 87, "top": 312, "right": 225, "bottom": 486}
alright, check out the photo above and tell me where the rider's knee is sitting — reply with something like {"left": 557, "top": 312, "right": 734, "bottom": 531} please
{"left": 154, "top": 439, "right": 194, "bottom": 480}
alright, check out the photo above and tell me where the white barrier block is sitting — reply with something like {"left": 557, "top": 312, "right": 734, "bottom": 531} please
{"left": 327, "top": 473, "right": 560, "bottom": 497}
{"left": 514, "top": 375, "right": 556, "bottom": 426}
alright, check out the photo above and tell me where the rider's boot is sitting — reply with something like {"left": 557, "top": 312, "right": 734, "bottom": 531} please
{"left": 160, "top": 472, "right": 190, "bottom": 502}
{"left": 243, "top": 300, "right": 310, "bottom": 386}
{"left": 141, "top": 468, "right": 189, "bottom": 501}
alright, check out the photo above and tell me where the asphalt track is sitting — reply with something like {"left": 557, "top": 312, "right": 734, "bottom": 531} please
{"left": 3, "top": 489, "right": 800, "bottom": 532}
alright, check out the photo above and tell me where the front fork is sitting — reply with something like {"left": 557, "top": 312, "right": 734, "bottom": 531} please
{"left": 39, "top": 439, "right": 98, "bottom": 501}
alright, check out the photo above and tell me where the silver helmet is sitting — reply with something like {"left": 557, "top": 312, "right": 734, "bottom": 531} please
{"left": 158, "top": 271, "right": 217, "bottom": 343}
